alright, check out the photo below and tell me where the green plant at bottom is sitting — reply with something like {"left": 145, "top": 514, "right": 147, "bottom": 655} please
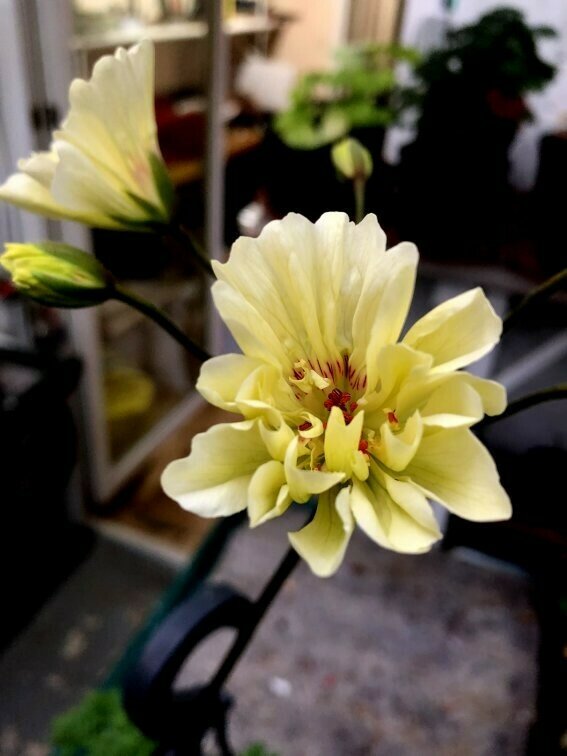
{"left": 51, "top": 688, "right": 279, "bottom": 756}
{"left": 51, "top": 689, "right": 156, "bottom": 756}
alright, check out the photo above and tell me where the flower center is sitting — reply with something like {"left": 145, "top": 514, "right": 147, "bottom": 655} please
{"left": 289, "top": 355, "right": 365, "bottom": 424}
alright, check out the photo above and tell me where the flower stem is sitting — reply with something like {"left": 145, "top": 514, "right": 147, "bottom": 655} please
{"left": 480, "top": 383, "right": 567, "bottom": 428}
{"left": 354, "top": 177, "right": 366, "bottom": 223}
{"left": 165, "top": 225, "right": 215, "bottom": 278}
{"left": 113, "top": 284, "right": 211, "bottom": 363}
{"left": 209, "top": 545, "right": 301, "bottom": 693}
{"left": 503, "top": 268, "right": 567, "bottom": 334}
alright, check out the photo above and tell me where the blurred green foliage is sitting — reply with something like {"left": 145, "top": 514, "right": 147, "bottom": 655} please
{"left": 51, "top": 688, "right": 279, "bottom": 756}
{"left": 274, "top": 42, "right": 420, "bottom": 149}
{"left": 51, "top": 689, "right": 156, "bottom": 756}
{"left": 414, "top": 7, "right": 556, "bottom": 114}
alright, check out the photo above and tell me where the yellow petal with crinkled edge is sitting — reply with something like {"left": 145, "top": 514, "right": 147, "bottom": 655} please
{"left": 404, "top": 428, "right": 511, "bottom": 521}
{"left": 381, "top": 473, "right": 442, "bottom": 537}
{"left": 197, "top": 353, "right": 266, "bottom": 412}
{"left": 259, "top": 416, "right": 295, "bottom": 461}
{"left": 288, "top": 487, "right": 353, "bottom": 577}
{"left": 362, "top": 344, "right": 432, "bottom": 421}
{"left": 403, "top": 288, "right": 502, "bottom": 373}
{"left": 324, "top": 407, "right": 366, "bottom": 479}
{"left": 51, "top": 141, "right": 154, "bottom": 222}
{"left": 0, "top": 41, "right": 172, "bottom": 230}
{"left": 212, "top": 212, "right": 388, "bottom": 375}
{"left": 378, "top": 411, "right": 423, "bottom": 471}
{"left": 351, "top": 477, "right": 441, "bottom": 553}
{"left": 0, "top": 165, "right": 119, "bottom": 228}
{"left": 284, "top": 437, "right": 345, "bottom": 503}
{"left": 248, "top": 460, "right": 291, "bottom": 527}
{"left": 161, "top": 421, "right": 270, "bottom": 517}
{"left": 351, "top": 242, "right": 418, "bottom": 391}
{"left": 397, "top": 370, "right": 506, "bottom": 422}
{"left": 420, "top": 379, "right": 484, "bottom": 428}
{"left": 235, "top": 363, "right": 298, "bottom": 420}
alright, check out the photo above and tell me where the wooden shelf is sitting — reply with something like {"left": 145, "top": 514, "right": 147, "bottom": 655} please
{"left": 166, "top": 125, "right": 264, "bottom": 186}
{"left": 70, "top": 13, "right": 278, "bottom": 52}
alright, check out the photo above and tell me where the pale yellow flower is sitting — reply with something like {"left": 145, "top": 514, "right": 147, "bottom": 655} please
{"left": 0, "top": 41, "right": 173, "bottom": 230}
{"left": 162, "top": 212, "right": 511, "bottom": 577}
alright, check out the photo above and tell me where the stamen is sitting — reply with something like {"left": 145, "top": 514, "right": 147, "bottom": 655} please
{"left": 358, "top": 439, "right": 369, "bottom": 454}
{"left": 324, "top": 387, "right": 344, "bottom": 410}
{"left": 387, "top": 411, "right": 399, "bottom": 425}
{"left": 298, "top": 421, "right": 312, "bottom": 432}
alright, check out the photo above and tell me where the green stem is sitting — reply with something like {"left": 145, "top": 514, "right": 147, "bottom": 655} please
{"left": 503, "top": 268, "right": 567, "bottom": 334}
{"left": 165, "top": 225, "right": 215, "bottom": 278}
{"left": 353, "top": 177, "right": 366, "bottom": 223}
{"left": 480, "top": 383, "right": 567, "bottom": 428}
{"left": 113, "top": 284, "right": 211, "bottom": 363}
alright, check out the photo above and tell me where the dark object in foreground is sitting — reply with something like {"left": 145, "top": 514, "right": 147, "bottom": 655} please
{"left": 0, "top": 348, "right": 93, "bottom": 649}
{"left": 123, "top": 548, "right": 300, "bottom": 754}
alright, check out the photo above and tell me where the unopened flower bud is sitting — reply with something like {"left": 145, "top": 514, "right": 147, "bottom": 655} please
{"left": 331, "top": 137, "right": 373, "bottom": 181}
{"left": 1, "top": 242, "right": 113, "bottom": 307}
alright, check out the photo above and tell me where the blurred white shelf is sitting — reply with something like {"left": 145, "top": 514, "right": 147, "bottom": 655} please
{"left": 70, "top": 14, "right": 278, "bottom": 52}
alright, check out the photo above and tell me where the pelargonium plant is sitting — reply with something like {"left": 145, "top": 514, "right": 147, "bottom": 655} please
{"left": 1, "top": 39, "right": 565, "bottom": 753}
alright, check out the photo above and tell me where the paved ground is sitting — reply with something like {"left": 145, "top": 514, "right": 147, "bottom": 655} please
{"left": 0, "top": 508, "right": 538, "bottom": 755}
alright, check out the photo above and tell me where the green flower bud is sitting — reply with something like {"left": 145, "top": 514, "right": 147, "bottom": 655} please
{"left": 1, "top": 242, "right": 114, "bottom": 308}
{"left": 331, "top": 137, "right": 373, "bottom": 181}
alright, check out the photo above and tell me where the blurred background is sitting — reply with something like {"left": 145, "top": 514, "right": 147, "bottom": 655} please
{"left": 0, "top": 0, "right": 566, "bottom": 754}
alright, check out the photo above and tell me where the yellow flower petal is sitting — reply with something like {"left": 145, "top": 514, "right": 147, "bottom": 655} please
{"left": 196, "top": 353, "right": 266, "bottom": 412}
{"left": 0, "top": 40, "right": 172, "bottom": 230}
{"left": 378, "top": 411, "right": 423, "bottom": 471}
{"left": 363, "top": 344, "right": 432, "bottom": 421}
{"left": 284, "top": 437, "right": 344, "bottom": 503}
{"left": 213, "top": 212, "right": 389, "bottom": 375}
{"left": 248, "top": 460, "right": 291, "bottom": 527}
{"left": 397, "top": 370, "right": 507, "bottom": 422}
{"left": 351, "top": 242, "right": 418, "bottom": 391}
{"left": 351, "top": 477, "right": 441, "bottom": 553}
{"left": 324, "top": 407, "right": 367, "bottom": 479}
{"left": 161, "top": 421, "right": 270, "bottom": 517}
{"left": 259, "top": 416, "right": 296, "bottom": 462}
{"left": 420, "top": 378, "right": 485, "bottom": 428}
{"left": 403, "top": 288, "right": 502, "bottom": 372}
{"left": 405, "top": 428, "right": 512, "bottom": 521}
{"left": 288, "top": 487, "right": 353, "bottom": 577}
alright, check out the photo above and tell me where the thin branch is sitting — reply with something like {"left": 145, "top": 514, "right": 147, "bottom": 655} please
{"left": 354, "top": 177, "right": 366, "bottom": 223}
{"left": 113, "top": 284, "right": 211, "bottom": 363}
{"left": 480, "top": 383, "right": 567, "bottom": 428}
{"left": 165, "top": 225, "right": 215, "bottom": 278}
{"left": 503, "top": 268, "right": 567, "bottom": 334}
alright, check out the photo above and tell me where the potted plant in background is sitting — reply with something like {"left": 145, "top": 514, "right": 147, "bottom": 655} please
{"left": 264, "top": 42, "right": 419, "bottom": 220}
{"left": 398, "top": 7, "right": 556, "bottom": 261}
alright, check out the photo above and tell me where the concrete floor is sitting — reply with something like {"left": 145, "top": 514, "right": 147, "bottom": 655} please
{"left": 0, "top": 508, "right": 539, "bottom": 755}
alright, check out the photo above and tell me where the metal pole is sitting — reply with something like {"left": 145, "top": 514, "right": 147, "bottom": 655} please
{"left": 204, "top": 0, "right": 228, "bottom": 356}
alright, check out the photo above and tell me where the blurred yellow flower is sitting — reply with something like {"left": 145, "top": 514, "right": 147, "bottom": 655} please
{"left": 0, "top": 41, "right": 173, "bottom": 230}
{"left": 1, "top": 241, "right": 111, "bottom": 307}
{"left": 162, "top": 212, "right": 511, "bottom": 577}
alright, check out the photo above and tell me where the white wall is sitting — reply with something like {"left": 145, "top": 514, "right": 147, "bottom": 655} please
{"left": 396, "top": 0, "right": 567, "bottom": 189}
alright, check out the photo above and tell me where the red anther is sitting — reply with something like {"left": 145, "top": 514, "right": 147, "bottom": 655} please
{"left": 349, "top": 401, "right": 358, "bottom": 413}
{"left": 298, "top": 421, "right": 312, "bottom": 432}
{"left": 340, "top": 392, "right": 351, "bottom": 405}
{"left": 387, "top": 411, "right": 399, "bottom": 425}
{"left": 324, "top": 387, "right": 344, "bottom": 410}
{"left": 343, "top": 413, "right": 353, "bottom": 425}
{"left": 358, "top": 439, "right": 369, "bottom": 454}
